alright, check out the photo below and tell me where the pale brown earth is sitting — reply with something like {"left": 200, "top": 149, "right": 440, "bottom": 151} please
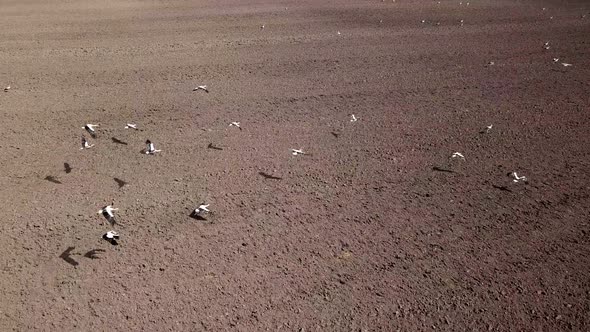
{"left": 1, "top": 0, "right": 589, "bottom": 330}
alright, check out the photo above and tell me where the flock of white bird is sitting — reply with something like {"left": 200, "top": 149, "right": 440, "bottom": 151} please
{"left": 451, "top": 124, "right": 528, "bottom": 184}
{"left": 4, "top": 3, "right": 585, "bottom": 246}
{"left": 79, "top": 121, "right": 170, "bottom": 244}
{"left": 66, "top": 84, "right": 359, "bottom": 245}
{"left": 440, "top": 6, "right": 587, "bottom": 186}
{"left": 76, "top": 91, "right": 220, "bottom": 244}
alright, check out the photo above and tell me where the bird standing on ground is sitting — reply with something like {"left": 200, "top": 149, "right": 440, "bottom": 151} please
{"left": 83, "top": 124, "right": 99, "bottom": 138}
{"left": 4, "top": 86, "right": 10, "bottom": 92}
{"left": 98, "top": 205, "right": 118, "bottom": 226}
{"left": 145, "top": 140, "right": 161, "bottom": 154}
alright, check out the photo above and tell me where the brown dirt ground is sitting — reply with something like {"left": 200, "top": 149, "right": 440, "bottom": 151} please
{"left": 1, "top": 0, "right": 589, "bottom": 330}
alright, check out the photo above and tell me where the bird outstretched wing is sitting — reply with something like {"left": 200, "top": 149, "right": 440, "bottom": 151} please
{"left": 85, "top": 126, "right": 97, "bottom": 138}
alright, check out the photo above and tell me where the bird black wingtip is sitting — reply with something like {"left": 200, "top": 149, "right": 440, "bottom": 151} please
{"left": 102, "top": 234, "right": 119, "bottom": 245}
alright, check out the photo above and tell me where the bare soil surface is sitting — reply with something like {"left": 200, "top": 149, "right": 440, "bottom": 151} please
{"left": 1, "top": 0, "right": 589, "bottom": 330}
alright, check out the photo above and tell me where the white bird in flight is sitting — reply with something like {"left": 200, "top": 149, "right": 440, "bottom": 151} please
{"left": 451, "top": 152, "right": 465, "bottom": 160}
{"left": 553, "top": 58, "right": 559, "bottom": 62}
{"left": 98, "top": 205, "right": 119, "bottom": 226}
{"left": 510, "top": 172, "right": 527, "bottom": 183}
{"left": 81, "top": 136, "right": 94, "bottom": 149}
{"left": 125, "top": 123, "right": 138, "bottom": 130}
{"left": 195, "top": 204, "right": 210, "bottom": 213}
{"left": 350, "top": 114, "right": 358, "bottom": 122}
{"left": 291, "top": 149, "right": 305, "bottom": 156}
{"left": 561, "top": 63, "right": 573, "bottom": 67}
{"left": 145, "top": 140, "right": 161, "bottom": 154}
{"left": 484, "top": 124, "right": 493, "bottom": 132}
{"left": 102, "top": 230, "right": 120, "bottom": 245}
{"left": 190, "top": 204, "right": 210, "bottom": 219}
{"left": 229, "top": 122, "right": 242, "bottom": 129}
{"left": 83, "top": 124, "right": 99, "bottom": 138}
{"left": 193, "top": 85, "right": 209, "bottom": 93}
{"left": 196, "top": 204, "right": 210, "bottom": 213}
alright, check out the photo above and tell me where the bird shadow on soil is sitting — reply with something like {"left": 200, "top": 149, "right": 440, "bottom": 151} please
{"left": 207, "top": 143, "right": 223, "bottom": 150}
{"left": 432, "top": 166, "right": 454, "bottom": 173}
{"left": 64, "top": 163, "right": 72, "bottom": 174}
{"left": 60, "top": 247, "right": 107, "bottom": 267}
{"left": 59, "top": 247, "right": 78, "bottom": 266}
{"left": 492, "top": 184, "right": 513, "bottom": 192}
{"left": 259, "top": 172, "right": 282, "bottom": 180}
{"left": 84, "top": 249, "right": 106, "bottom": 259}
{"left": 189, "top": 209, "right": 209, "bottom": 221}
{"left": 44, "top": 175, "right": 62, "bottom": 184}
{"left": 111, "top": 137, "right": 128, "bottom": 145}
{"left": 114, "top": 177, "right": 128, "bottom": 188}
